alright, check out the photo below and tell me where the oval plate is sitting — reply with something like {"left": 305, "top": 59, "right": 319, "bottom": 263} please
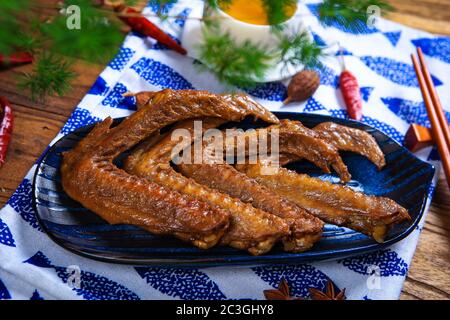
{"left": 33, "top": 112, "right": 435, "bottom": 266}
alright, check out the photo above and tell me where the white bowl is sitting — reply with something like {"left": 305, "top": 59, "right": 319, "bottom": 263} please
{"left": 181, "top": 2, "right": 311, "bottom": 82}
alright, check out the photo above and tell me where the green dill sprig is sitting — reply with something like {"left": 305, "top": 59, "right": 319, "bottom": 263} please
{"left": 197, "top": 25, "right": 323, "bottom": 88}
{"left": 40, "top": 0, "right": 123, "bottom": 63}
{"left": 318, "top": 0, "right": 393, "bottom": 33}
{"left": 0, "top": 0, "right": 30, "bottom": 55}
{"left": 197, "top": 27, "right": 272, "bottom": 88}
{"left": 18, "top": 53, "right": 76, "bottom": 102}
{"left": 276, "top": 29, "right": 324, "bottom": 70}
{"left": 1, "top": 0, "right": 126, "bottom": 100}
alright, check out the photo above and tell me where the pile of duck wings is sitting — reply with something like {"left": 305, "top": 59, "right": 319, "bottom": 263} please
{"left": 61, "top": 89, "right": 410, "bottom": 256}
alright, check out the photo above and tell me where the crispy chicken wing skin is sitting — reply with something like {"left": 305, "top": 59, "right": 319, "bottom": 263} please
{"left": 239, "top": 163, "right": 410, "bottom": 243}
{"left": 313, "top": 122, "right": 386, "bottom": 169}
{"left": 124, "top": 118, "right": 290, "bottom": 255}
{"left": 61, "top": 89, "right": 278, "bottom": 249}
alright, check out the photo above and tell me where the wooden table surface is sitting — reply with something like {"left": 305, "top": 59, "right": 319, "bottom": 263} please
{"left": 0, "top": 0, "right": 449, "bottom": 300}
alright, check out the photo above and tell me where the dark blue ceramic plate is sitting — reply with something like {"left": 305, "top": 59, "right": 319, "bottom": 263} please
{"left": 33, "top": 112, "right": 435, "bottom": 266}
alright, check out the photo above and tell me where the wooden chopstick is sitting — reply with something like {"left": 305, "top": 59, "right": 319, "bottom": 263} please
{"left": 417, "top": 48, "right": 450, "bottom": 149}
{"left": 411, "top": 49, "right": 450, "bottom": 189}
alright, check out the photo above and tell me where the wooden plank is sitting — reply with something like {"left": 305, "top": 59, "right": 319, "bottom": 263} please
{"left": 403, "top": 278, "right": 449, "bottom": 300}
{"left": 407, "top": 227, "right": 450, "bottom": 293}
{"left": 401, "top": 172, "right": 450, "bottom": 300}
{"left": 385, "top": 0, "right": 450, "bottom": 35}
{"left": 0, "top": 60, "right": 104, "bottom": 199}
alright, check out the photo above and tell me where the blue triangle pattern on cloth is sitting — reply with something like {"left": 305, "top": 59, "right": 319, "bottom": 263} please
{"left": 304, "top": 97, "right": 326, "bottom": 112}
{"left": 360, "top": 87, "right": 374, "bottom": 102}
{"left": 174, "top": 8, "right": 192, "bottom": 28}
{"left": 382, "top": 31, "right": 402, "bottom": 46}
{"left": 335, "top": 48, "right": 352, "bottom": 56}
{"left": 147, "top": 0, "right": 176, "bottom": 14}
{"left": 311, "top": 32, "right": 327, "bottom": 47}
{"left": 0, "top": 279, "right": 11, "bottom": 300}
{"left": 0, "top": 218, "right": 15, "bottom": 247}
{"left": 87, "top": 76, "right": 109, "bottom": 96}
{"left": 108, "top": 47, "right": 135, "bottom": 72}
{"left": 30, "top": 290, "right": 44, "bottom": 300}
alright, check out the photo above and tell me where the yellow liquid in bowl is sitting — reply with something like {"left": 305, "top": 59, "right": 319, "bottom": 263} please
{"left": 219, "top": 0, "right": 297, "bottom": 25}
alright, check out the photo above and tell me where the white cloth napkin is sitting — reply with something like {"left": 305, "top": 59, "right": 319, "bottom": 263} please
{"left": 1, "top": 0, "right": 448, "bottom": 300}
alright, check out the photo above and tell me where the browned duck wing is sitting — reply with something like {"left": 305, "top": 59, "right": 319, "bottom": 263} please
{"left": 61, "top": 89, "right": 278, "bottom": 249}
{"left": 178, "top": 160, "right": 324, "bottom": 252}
{"left": 175, "top": 121, "right": 324, "bottom": 253}
{"left": 124, "top": 118, "right": 290, "bottom": 255}
{"left": 237, "top": 163, "right": 410, "bottom": 243}
{"left": 223, "top": 119, "right": 351, "bottom": 182}
{"left": 232, "top": 119, "right": 408, "bottom": 242}
{"left": 313, "top": 122, "right": 386, "bottom": 169}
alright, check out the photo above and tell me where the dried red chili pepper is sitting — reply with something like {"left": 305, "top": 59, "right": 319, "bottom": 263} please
{"left": 114, "top": 5, "right": 187, "bottom": 55}
{"left": 0, "top": 52, "right": 33, "bottom": 68}
{"left": 0, "top": 97, "right": 14, "bottom": 167}
{"left": 339, "top": 50, "right": 363, "bottom": 121}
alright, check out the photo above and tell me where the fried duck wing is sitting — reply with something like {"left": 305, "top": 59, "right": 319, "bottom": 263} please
{"left": 239, "top": 163, "right": 411, "bottom": 243}
{"left": 313, "top": 122, "right": 386, "bottom": 169}
{"left": 275, "top": 120, "right": 351, "bottom": 181}
{"left": 178, "top": 161, "right": 324, "bottom": 252}
{"left": 61, "top": 89, "right": 278, "bottom": 249}
{"left": 176, "top": 124, "right": 324, "bottom": 253}
{"left": 124, "top": 118, "right": 290, "bottom": 255}
{"left": 228, "top": 119, "right": 386, "bottom": 177}
{"left": 224, "top": 119, "right": 351, "bottom": 182}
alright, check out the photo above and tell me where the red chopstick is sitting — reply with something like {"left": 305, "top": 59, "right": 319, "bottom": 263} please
{"left": 411, "top": 48, "right": 450, "bottom": 189}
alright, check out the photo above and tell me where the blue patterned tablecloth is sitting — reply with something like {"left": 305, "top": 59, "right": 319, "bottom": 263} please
{"left": 1, "top": 0, "right": 449, "bottom": 300}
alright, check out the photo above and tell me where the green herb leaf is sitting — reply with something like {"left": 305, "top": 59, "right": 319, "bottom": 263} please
{"left": 276, "top": 29, "right": 324, "bottom": 70}
{"left": 40, "top": 0, "right": 123, "bottom": 63}
{"left": 18, "top": 52, "right": 76, "bottom": 102}
{"left": 0, "top": 0, "right": 30, "bottom": 55}
{"left": 197, "top": 26, "right": 272, "bottom": 88}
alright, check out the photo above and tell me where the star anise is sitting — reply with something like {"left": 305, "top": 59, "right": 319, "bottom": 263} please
{"left": 264, "top": 278, "right": 302, "bottom": 300}
{"left": 309, "top": 280, "right": 346, "bottom": 300}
